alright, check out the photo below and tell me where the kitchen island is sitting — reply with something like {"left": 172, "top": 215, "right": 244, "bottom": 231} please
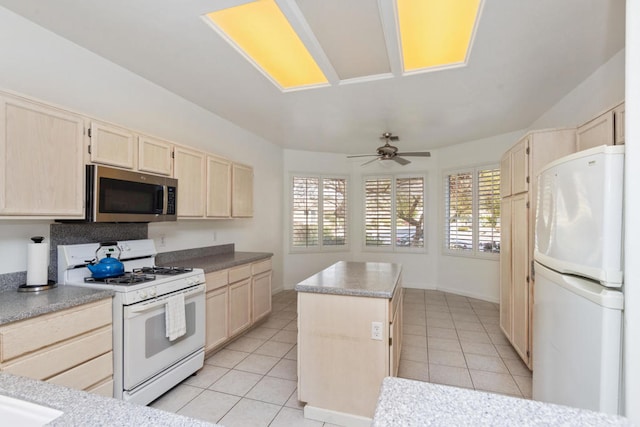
{"left": 295, "top": 261, "right": 402, "bottom": 427}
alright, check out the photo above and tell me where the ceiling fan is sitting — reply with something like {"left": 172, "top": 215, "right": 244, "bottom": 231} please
{"left": 347, "top": 132, "right": 431, "bottom": 166}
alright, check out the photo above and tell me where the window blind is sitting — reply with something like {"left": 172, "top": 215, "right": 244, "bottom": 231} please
{"left": 477, "top": 168, "right": 501, "bottom": 253}
{"left": 365, "top": 178, "right": 392, "bottom": 247}
{"left": 322, "top": 178, "right": 347, "bottom": 246}
{"left": 396, "top": 177, "right": 424, "bottom": 248}
{"left": 445, "top": 172, "right": 473, "bottom": 251}
{"left": 292, "top": 177, "right": 319, "bottom": 247}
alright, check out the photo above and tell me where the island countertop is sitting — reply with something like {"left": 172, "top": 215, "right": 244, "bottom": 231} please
{"left": 294, "top": 261, "right": 401, "bottom": 298}
{"left": 372, "top": 377, "right": 631, "bottom": 426}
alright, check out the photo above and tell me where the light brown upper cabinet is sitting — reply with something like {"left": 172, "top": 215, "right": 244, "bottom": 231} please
{"left": 232, "top": 163, "right": 253, "bottom": 218}
{"left": 577, "top": 101, "right": 624, "bottom": 150}
{"left": 206, "top": 155, "right": 231, "bottom": 218}
{"left": 0, "top": 94, "right": 85, "bottom": 218}
{"left": 138, "top": 135, "right": 173, "bottom": 176}
{"left": 173, "top": 146, "right": 206, "bottom": 218}
{"left": 88, "top": 121, "right": 136, "bottom": 169}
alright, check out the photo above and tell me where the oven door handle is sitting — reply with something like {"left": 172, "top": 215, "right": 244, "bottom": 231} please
{"left": 126, "top": 284, "right": 205, "bottom": 315}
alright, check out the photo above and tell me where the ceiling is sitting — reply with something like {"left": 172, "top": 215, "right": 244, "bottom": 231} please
{"left": 0, "top": 0, "right": 625, "bottom": 155}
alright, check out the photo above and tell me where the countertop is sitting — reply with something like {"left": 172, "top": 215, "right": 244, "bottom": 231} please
{"left": 0, "top": 373, "right": 217, "bottom": 426}
{"left": 372, "top": 377, "right": 631, "bottom": 426}
{"left": 294, "top": 261, "right": 401, "bottom": 298}
{"left": 0, "top": 285, "right": 114, "bottom": 325}
{"left": 156, "top": 246, "right": 272, "bottom": 274}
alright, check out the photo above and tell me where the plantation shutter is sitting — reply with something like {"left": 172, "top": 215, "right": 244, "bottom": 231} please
{"left": 477, "top": 168, "right": 501, "bottom": 253}
{"left": 445, "top": 172, "right": 473, "bottom": 251}
{"left": 292, "top": 176, "right": 319, "bottom": 247}
{"left": 365, "top": 178, "right": 392, "bottom": 247}
{"left": 322, "top": 178, "right": 347, "bottom": 246}
{"left": 396, "top": 177, "right": 424, "bottom": 248}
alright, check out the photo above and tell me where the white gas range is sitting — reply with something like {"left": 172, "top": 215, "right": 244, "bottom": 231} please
{"left": 57, "top": 239, "right": 205, "bottom": 405}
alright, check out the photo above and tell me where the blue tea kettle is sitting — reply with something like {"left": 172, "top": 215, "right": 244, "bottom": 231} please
{"left": 86, "top": 242, "right": 125, "bottom": 279}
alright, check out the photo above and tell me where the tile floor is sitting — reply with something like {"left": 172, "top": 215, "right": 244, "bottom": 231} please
{"left": 150, "top": 288, "right": 532, "bottom": 426}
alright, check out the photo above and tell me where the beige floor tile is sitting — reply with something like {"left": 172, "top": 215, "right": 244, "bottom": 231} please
{"left": 429, "top": 349, "right": 467, "bottom": 368}
{"left": 271, "top": 330, "right": 298, "bottom": 344}
{"left": 404, "top": 305, "right": 426, "bottom": 314}
{"left": 254, "top": 340, "right": 295, "bottom": 358}
{"left": 399, "top": 344, "right": 429, "bottom": 363}
{"left": 404, "top": 288, "right": 425, "bottom": 297}
{"left": 284, "top": 345, "right": 297, "bottom": 360}
{"left": 177, "top": 389, "right": 240, "bottom": 424}
{"left": 471, "top": 303, "right": 499, "bottom": 313}
{"left": 425, "top": 303, "right": 450, "bottom": 313}
{"left": 469, "top": 370, "right": 521, "bottom": 397}
{"left": 246, "top": 376, "right": 297, "bottom": 405}
{"left": 149, "top": 384, "right": 203, "bottom": 412}
{"left": 268, "top": 358, "right": 298, "bottom": 380}
{"left": 205, "top": 349, "right": 250, "bottom": 369}
{"left": 513, "top": 375, "right": 533, "bottom": 399}
{"left": 427, "top": 337, "right": 462, "bottom": 352}
{"left": 454, "top": 320, "right": 486, "bottom": 332}
{"left": 283, "top": 319, "right": 298, "bottom": 331}
{"left": 482, "top": 323, "right": 503, "bottom": 334}
{"left": 461, "top": 341, "right": 499, "bottom": 357}
{"left": 403, "top": 333, "right": 427, "bottom": 348}
{"left": 270, "top": 407, "right": 324, "bottom": 427}
{"left": 450, "top": 312, "right": 480, "bottom": 323}
{"left": 404, "top": 312, "right": 427, "bottom": 326}
{"left": 457, "top": 329, "right": 492, "bottom": 344}
{"left": 494, "top": 343, "right": 520, "bottom": 360}
{"left": 219, "top": 398, "right": 280, "bottom": 427}
{"left": 397, "top": 360, "right": 429, "bottom": 381}
{"left": 427, "top": 326, "right": 459, "bottom": 340}
{"left": 427, "top": 317, "right": 455, "bottom": 329}
{"left": 403, "top": 323, "right": 427, "bottom": 336}
{"left": 271, "top": 302, "right": 288, "bottom": 312}
{"left": 244, "top": 326, "right": 280, "bottom": 340}
{"left": 429, "top": 364, "right": 473, "bottom": 389}
{"left": 282, "top": 303, "right": 298, "bottom": 313}
{"left": 270, "top": 310, "right": 297, "bottom": 321}
{"left": 464, "top": 354, "right": 509, "bottom": 374}
{"left": 235, "top": 353, "right": 281, "bottom": 375}
{"left": 488, "top": 332, "right": 510, "bottom": 346}
{"left": 209, "top": 369, "right": 263, "bottom": 396}
{"left": 225, "top": 336, "right": 266, "bottom": 353}
{"left": 426, "top": 310, "right": 453, "bottom": 320}
{"left": 503, "top": 357, "right": 532, "bottom": 377}
{"left": 479, "top": 316, "right": 500, "bottom": 326}
{"left": 183, "top": 364, "right": 229, "bottom": 388}
{"left": 284, "top": 389, "right": 304, "bottom": 409}
{"left": 447, "top": 302, "right": 473, "bottom": 310}
{"left": 261, "top": 317, "right": 292, "bottom": 329}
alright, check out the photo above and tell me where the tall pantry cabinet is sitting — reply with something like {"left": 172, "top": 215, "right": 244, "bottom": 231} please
{"left": 499, "top": 129, "right": 575, "bottom": 368}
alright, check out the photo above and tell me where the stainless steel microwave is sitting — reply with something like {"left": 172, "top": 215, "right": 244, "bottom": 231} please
{"left": 85, "top": 165, "right": 177, "bottom": 222}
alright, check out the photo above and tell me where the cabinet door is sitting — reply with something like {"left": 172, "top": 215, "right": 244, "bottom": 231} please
{"left": 89, "top": 121, "right": 135, "bottom": 169}
{"left": 173, "top": 146, "right": 205, "bottom": 217}
{"left": 252, "top": 271, "right": 272, "bottom": 323}
{"left": 511, "top": 137, "right": 528, "bottom": 195}
{"left": 613, "top": 103, "right": 625, "bottom": 145}
{"left": 206, "top": 155, "right": 231, "bottom": 218}
{"left": 499, "top": 198, "right": 512, "bottom": 339}
{"left": 577, "top": 110, "right": 614, "bottom": 151}
{"left": 138, "top": 135, "right": 172, "bottom": 176}
{"left": 228, "top": 279, "right": 251, "bottom": 337}
{"left": 0, "top": 95, "right": 85, "bottom": 217}
{"left": 205, "top": 286, "right": 228, "bottom": 353}
{"left": 500, "top": 151, "right": 511, "bottom": 198}
{"left": 511, "top": 193, "right": 529, "bottom": 364}
{"left": 232, "top": 163, "right": 253, "bottom": 217}
{"left": 389, "top": 284, "right": 403, "bottom": 377}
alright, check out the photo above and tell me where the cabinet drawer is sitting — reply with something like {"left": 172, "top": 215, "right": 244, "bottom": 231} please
{"left": 229, "top": 264, "right": 251, "bottom": 283}
{"left": 47, "top": 351, "right": 113, "bottom": 391}
{"left": 2, "top": 326, "right": 112, "bottom": 380}
{"left": 0, "top": 298, "right": 112, "bottom": 362}
{"left": 252, "top": 258, "right": 272, "bottom": 275}
{"left": 206, "top": 269, "right": 229, "bottom": 292}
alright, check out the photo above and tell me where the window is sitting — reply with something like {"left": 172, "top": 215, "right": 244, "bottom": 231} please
{"left": 364, "top": 175, "right": 424, "bottom": 249}
{"left": 444, "top": 166, "right": 500, "bottom": 256}
{"left": 291, "top": 175, "right": 347, "bottom": 251}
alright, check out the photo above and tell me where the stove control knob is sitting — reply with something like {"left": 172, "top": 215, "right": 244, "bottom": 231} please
{"left": 138, "top": 290, "right": 147, "bottom": 299}
{"left": 149, "top": 287, "right": 157, "bottom": 297}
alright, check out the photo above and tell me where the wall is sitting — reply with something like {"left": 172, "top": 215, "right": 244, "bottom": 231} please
{"left": 0, "top": 7, "right": 284, "bottom": 290}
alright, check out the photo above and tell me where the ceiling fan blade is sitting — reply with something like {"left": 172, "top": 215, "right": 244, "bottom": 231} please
{"left": 361, "top": 157, "right": 381, "bottom": 166}
{"left": 392, "top": 156, "right": 411, "bottom": 166}
{"left": 396, "top": 151, "right": 431, "bottom": 157}
{"left": 347, "top": 154, "right": 379, "bottom": 158}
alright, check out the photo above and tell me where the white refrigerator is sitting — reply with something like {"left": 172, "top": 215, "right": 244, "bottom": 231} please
{"left": 532, "top": 145, "right": 624, "bottom": 415}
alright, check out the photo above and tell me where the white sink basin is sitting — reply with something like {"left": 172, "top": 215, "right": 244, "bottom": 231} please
{"left": 0, "top": 393, "right": 63, "bottom": 426}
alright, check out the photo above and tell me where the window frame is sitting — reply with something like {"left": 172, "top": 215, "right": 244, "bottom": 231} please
{"left": 442, "top": 164, "right": 500, "bottom": 259}
{"left": 289, "top": 173, "right": 349, "bottom": 253}
{"left": 362, "top": 173, "right": 427, "bottom": 253}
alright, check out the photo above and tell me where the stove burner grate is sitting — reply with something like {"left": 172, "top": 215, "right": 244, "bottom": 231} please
{"left": 84, "top": 273, "right": 157, "bottom": 285}
{"left": 133, "top": 266, "right": 194, "bottom": 275}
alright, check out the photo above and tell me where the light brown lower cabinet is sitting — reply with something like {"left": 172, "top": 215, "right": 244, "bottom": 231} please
{"left": 204, "top": 257, "right": 272, "bottom": 355}
{"left": 0, "top": 298, "right": 114, "bottom": 397}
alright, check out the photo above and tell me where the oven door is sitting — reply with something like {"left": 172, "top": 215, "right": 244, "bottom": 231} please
{"left": 122, "top": 284, "right": 205, "bottom": 391}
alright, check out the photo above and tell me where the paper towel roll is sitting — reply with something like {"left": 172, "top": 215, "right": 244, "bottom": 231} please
{"left": 26, "top": 240, "right": 49, "bottom": 286}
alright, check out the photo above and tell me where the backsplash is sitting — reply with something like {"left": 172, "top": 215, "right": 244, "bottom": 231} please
{"left": 0, "top": 223, "right": 147, "bottom": 291}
